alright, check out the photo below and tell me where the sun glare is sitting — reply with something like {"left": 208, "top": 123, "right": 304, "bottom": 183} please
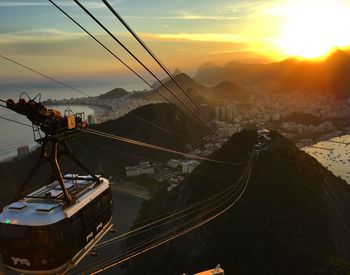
{"left": 277, "top": 0, "right": 350, "bottom": 59}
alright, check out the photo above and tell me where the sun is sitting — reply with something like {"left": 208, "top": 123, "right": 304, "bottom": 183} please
{"left": 277, "top": 0, "right": 350, "bottom": 59}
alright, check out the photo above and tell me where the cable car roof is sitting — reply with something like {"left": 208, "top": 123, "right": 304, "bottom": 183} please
{"left": 0, "top": 175, "right": 109, "bottom": 226}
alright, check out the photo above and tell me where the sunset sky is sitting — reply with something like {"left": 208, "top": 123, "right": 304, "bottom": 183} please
{"left": 1, "top": 0, "right": 350, "bottom": 89}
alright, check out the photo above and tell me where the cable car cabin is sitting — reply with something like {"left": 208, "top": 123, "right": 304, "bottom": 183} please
{"left": 0, "top": 175, "right": 113, "bottom": 274}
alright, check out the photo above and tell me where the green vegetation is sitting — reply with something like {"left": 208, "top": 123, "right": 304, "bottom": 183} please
{"left": 127, "top": 130, "right": 350, "bottom": 275}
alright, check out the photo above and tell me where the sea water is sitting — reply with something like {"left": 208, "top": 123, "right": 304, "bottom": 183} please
{"left": 302, "top": 135, "right": 350, "bottom": 184}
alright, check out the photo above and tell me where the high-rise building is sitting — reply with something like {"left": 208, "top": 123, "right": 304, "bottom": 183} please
{"left": 220, "top": 106, "right": 226, "bottom": 120}
{"left": 226, "top": 106, "right": 233, "bottom": 120}
{"left": 215, "top": 106, "right": 220, "bottom": 120}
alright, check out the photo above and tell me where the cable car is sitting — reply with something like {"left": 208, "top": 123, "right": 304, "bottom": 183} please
{"left": 0, "top": 174, "right": 113, "bottom": 274}
{"left": 0, "top": 95, "right": 114, "bottom": 273}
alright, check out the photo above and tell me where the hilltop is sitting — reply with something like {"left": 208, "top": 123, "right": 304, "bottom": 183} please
{"left": 99, "top": 87, "right": 128, "bottom": 100}
{"left": 126, "top": 130, "right": 350, "bottom": 274}
{"left": 195, "top": 49, "right": 350, "bottom": 98}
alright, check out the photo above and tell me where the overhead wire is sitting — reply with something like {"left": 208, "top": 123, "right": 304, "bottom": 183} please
{"left": 0, "top": 53, "right": 90, "bottom": 98}
{"left": 94, "top": 164, "right": 248, "bottom": 249}
{"left": 0, "top": 115, "right": 32, "bottom": 128}
{"left": 101, "top": 0, "right": 214, "bottom": 128}
{"left": 78, "top": 159, "right": 253, "bottom": 274}
{"left": 82, "top": 128, "right": 244, "bottom": 166}
{"left": 48, "top": 0, "right": 172, "bottom": 105}
{"left": 71, "top": 0, "right": 213, "bottom": 133}
{"left": 0, "top": 51, "right": 243, "bottom": 177}
{"left": 0, "top": 97, "right": 252, "bottom": 275}
{"left": 94, "top": 143, "right": 234, "bottom": 184}
{"left": 73, "top": 163, "right": 250, "bottom": 273}
{"left": 0, "top": 3, "right": 252, "bottom": 273}
{"left": 99, "top": 0, "right": 244, "bottom": 158}
{"left": 48, "top": 0, "right": 244, "bottom": 158}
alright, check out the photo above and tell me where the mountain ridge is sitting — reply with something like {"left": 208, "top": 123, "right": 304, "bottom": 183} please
{"left": 195, "top": 49, "right": 350, "bottom": 98}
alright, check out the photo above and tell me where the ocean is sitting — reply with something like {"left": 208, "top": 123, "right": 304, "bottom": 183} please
{"left": 302, "top": 134, "right": 350, "bottom": 184}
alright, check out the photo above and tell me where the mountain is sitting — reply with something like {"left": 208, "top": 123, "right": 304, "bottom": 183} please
{"left": 126, "top": 130, "right": 350, "bottom": 274}
{"left": 0, "top": 103, "right": 205, "bottom": 209}
{"left": 210, "top": 80, "right": 251, "bottom": 102}
{"left": 195, "top": 50, "right": 350, "bottom": 98}
{"left": 151, "top": 68, "right": 182, "bottom": 89}
{"left": 99, "top": 87, "right": 128, "bottom": 99}
{"left": 142, "top": 73, "right": 252, "bottom": 106}
{"left": 194, "top": 58, "right": 299, "bottom": 88}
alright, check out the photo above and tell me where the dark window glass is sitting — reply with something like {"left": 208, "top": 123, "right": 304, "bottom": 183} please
{"left": 0, "top": 224, "right": 28, "bottom": 239}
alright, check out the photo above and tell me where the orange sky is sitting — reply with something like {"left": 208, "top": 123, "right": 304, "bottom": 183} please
{"left": 0, "top": 0, "right": 350, "bottom": 86}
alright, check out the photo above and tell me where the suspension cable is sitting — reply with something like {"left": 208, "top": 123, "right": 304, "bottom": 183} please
{"left": 0, "top": 53, "right": 90, "bottom": 98}
{"left": 82, "top": 128, "right": 244, "bottom": 166}
{"left": 101, "top": 0, "right": 214, "bottom": 128}
{"left": 0, "top": 115, "right": 32, "bottom": 128}
{"left": 95, "top": 166, "right": 246, "bottom": 249}
{"left": 72, "top": 0, "right": 213, "bottom": 132}
{"left": 99, "top": 0, "right": 244, "bottom": 159}
{"left": 48, "top": 0, "right": 244, "bottom": 158}
{"left": 79, "top": 161, "right": 252, "bottom": 274}
{"left": 48, "top": 0, "right": 172, "bottom": 105}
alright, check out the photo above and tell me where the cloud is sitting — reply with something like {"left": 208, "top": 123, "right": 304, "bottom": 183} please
{"left": 126, "top": 13, "right": 240, "bottom": 21}
{"left": 0, "top": 1, "right": 48, "bottom": 7}
{"left": 0, "top": 1, "right": 104, "bottom": 9}
{"left": 156, "top": 33, "right": 246, "bottom": 43}
{"left": 0, "top": 29, "right": 85, "bottom": 44}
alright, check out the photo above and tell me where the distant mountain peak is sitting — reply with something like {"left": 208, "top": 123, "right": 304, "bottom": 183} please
{"left": 173, "top": 72, "right": 194, "bottom": 85}
{"left": 99, "top": 87, "right": 128, "bottom": 99}
{"left": 212, "top": 80, "right": 240, "bottom": 90}
{"left": 326, "top": 48, "right": 350, "bottom": 63}
{"left": 173, "top": 68, "right": 181, "bottom": 76}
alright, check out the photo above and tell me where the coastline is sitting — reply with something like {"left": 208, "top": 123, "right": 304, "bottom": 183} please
{"left": 298, "top": 126, "right": 350, "bottom": 148}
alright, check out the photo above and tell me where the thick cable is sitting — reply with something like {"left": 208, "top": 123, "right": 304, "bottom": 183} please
{"left": 0, "top": 53, "right": 90, "bottom": 98}
{"left": 73, "top": 0, "right": 213, "bottom": 133}
{"left": 81, "top": 161, "right": 252, "bottom": 274}
{"left": 82, "top": 128, "right": 243, "bottom": 166}
{"left": 48, "top": 0, "right": 171, "bottom": 104}
{"left": 0, "top": 115, "right": 32, "bottom": 128}
{"left": 101, "top": 0, "right": 214, "bottom": 128}
{"left": 95, "top": 167, "right": 245, "bottom": 249}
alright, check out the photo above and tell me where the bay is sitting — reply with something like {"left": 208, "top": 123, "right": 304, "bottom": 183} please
{"left": 302, "top": 134, "right": 350, "bottom": 184}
